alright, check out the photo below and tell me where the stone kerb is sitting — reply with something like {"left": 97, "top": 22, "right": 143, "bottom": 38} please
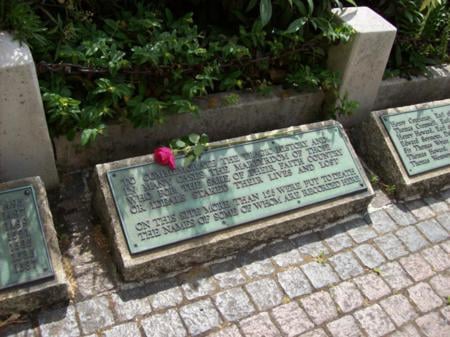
{"left": 93, "top": 120, "right": 374, "bottom": 281}
{"left": 0, "top": 32, "right": 59, "bottom": 189}
{"left": 0, "top": 177, "right": 68, "bottom": 316}
{"left": 358, "top": 99, "right": 450, "bottom": 199}
{"left": 328, "top": 6, "right": 397, "bottom": 126}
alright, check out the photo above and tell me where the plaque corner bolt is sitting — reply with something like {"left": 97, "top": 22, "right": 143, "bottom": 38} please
{"left": 24, "top": 189, "right": 31, "bottom": 196}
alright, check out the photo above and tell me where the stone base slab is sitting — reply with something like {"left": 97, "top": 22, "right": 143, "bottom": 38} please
{"left": 356, "top": 99, "right": 450, "bottom": 199}
{"left": 94, "top": 121, "right": 374, "bottom": 281}
{"left": 0, "top": 177, "right": 68, "bottom": 316}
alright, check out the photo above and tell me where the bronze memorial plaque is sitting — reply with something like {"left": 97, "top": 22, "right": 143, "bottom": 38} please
{"left": 0, "top": 186, "right": 53, "bottom": 290}
{"left": 107, "top": 125, "right": 367, "bottom": 254}
{"left": 382, "top": 103, "right": 450, "bottom": 176}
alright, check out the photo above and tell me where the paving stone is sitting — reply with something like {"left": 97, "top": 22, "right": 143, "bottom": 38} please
{"left": 354, "top": 304, "right": 395, "bottom": 337}
{"left": 441, "top": 306, "right": 450, "bottom": 320}
{"left": 103, "top": 322, "right": 141, "bottom": 337}
{"left": 388, "top": 324, "right": 421, "bottom": 337}
{"left": 330, "top": 281, "right": 364, "bottom": 313}
{"left": 353, "top": 273, "right": 391, "bottom": 301}
{"left": 179, "top": 268, "right": 218, "bottom": 300}
{"left": 141, "top": 309, "right": 187, "bottom": 337}
{"left": 75, "top": 265, "right": 115, "bottom": 298}
{"left": 301, "top": 291, "right": 338, "bottom": 325}
{"left": 429, "top": 272, "right": 450, "bottom": 297}
{"left": 416, "top": 312, "right": 450, "bottom": 337}
{"left": 271, "top": 302, "right": 314, "bottom": 337}
{"left": 380, "top": 294, "right": 417, "bottom": 327}
{"left": 366, "top": 209, "right": 397, "bottom": 234}
{"left": 214, "top": 288, "right": 255, "bottom": 321}
{"left": 373, "top": 234, "right": 408, "bottom": 260}
{"left": 111, "top": 288, "right": 151, "bottom": 321}
{"left": 416, "top": 219, "right": 448, "bottom": 243}
{"left": 179, "top": 299, "right": 222, "bottom": 336}
{"left": 345, "top": 218, "right": 377, "bottom": 243}
{"left": 38, "top": 305, "right": 79, "bottom": 337}
{"left": 1, "top": 323, "right": 35, "bottom": 337}
{"left": 399, "top": 253, "right": 434, "bottom": 281}
{"left": 211, "top": 260, "right": 246, "bottom": 289}
{"left": 321, "top": 223, "right": 353, "bottom": 252}
{"left": 301, "top": 262, "right": 338, "bottom": 289}
{"left": 148, "top": 278, "right": 183, "bottom": 310}
{"left": 424, "top": 196, "right": 449, "bottom": 214}
{"left": 407, "top": 282, "right": 443, "bottom": 312}
{"left": 277, "top": 267, "right": 312, "bottom": 298}
{"left": 436, "top": 211, "right": 450, "bottom": 231}
{"left": 293, "top": 232, "right": 330, "bottom": 257}
{"left": 378, "top": 262, "right": 413, "bottom": 291}
{"left": 298, "top": 329, "right": 328, "bottom": 337}
{"left": 329, "top": 251, "right": 364, "bottom": 280}
{"left": 386, "top": 204, "right": 417, "bottom": 226}
{"left": 245, "top": 278, "right": 283, "bottom": 311}
{"left": 239, "top": 312, "right": 280, "bottom": 337}
{"left": 206, "top": 325, "right": 242, "bottom": 337}
{"left": 238, "top": 249, "right": 275, "bottom": 278}
{"left": 441, "top": 188, "right": 450, "bottom": 203}
{"left": 441, "top": 240, "right": 450, "bottom": 253}
{"left": 77, "top": 296, "right": 115, "bottom": 335}
{"left": 265, "top": 239, "right": 303, "bottom": 267}
{"left": 405, "top": 199, "right": 435, "bottom": 220}
{"left": 395, "top": 226, "right": 428, "bottom": 252}
{"left": 327, "top": 315, "right": 363, "bottom": 337}
{"left": 354, "top": 244, "right": 385, "bottom": 269}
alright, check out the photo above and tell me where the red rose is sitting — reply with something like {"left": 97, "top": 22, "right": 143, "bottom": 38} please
{"left": 153, "top": 147, "right": 176, "bottom": 170}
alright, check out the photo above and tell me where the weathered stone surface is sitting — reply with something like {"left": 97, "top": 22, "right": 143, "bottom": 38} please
{"left": 0, "top": 323, "right": 35, "bottom": 337}
{"left": 238, "top": 250, "right": 275, "bottom": 278}
{"left": 38, "top": 305, "right": 80, "bottom": 337}
{"left": 407, "top": 282, "right": 443, "bottom": 313}
{"left": 294, "top": 232, "right": 330, "bottom": 257}
{"left": 436, "top": 211, "right": 450, "bottom": 231}
{"left": 405, "top": 200, "right": 435, "bottom": 220}
{"left": 329, "top": 251, "right": 364, "bottom": 280}
{"left": 179, "top": 299, "right": 222, "bottom": 336}
{"left": 206, "top": 325, "right": 242, "bottom": 337}
{"left": 214, "top": 288, "right": 255, "bottom": 322}
{"left": 245, "top": 279, "right": 283, "bottom": 311}
{"left": 396, "top": 226, "right": 429, "bottom": 252}
{"left": 354, "top": 273, "right": 391, "bottom": 301}
{"left": 380, "top": 294, "right": 417, "bottom": 327}
{"left": 300, "top": 291, "right": 338, "bottom": 325}
{"left": 265, "top": 240, "right": 302, "bottom": 267}
{"left": 388, "top": 324, "right": 421, "bottom": 337}
{"left": 321, "top": 224, "right": 353, "bottom": 252}
{"left": 365, "top": 210, "right": 397, "bottom": 234}
{"left": 110, "top": 288, "right": 151, "bottom": 321}
{"left": 271, "top": 302, "right": 314, "bottom": 337}
{"left": 345, "top": 218, "right": 377, "bottom": 243}
{"left": 416, "top": 219, "right": 448, "bottom": 243}
{"left": 386, "top": 204, "right": 417, "bottom": 226}
{"left": 147, "top": 278, "right": 183, "bottom": 311}
{"left": 354, "top": 304, "right": 395, "bottom": 337}
{"left": 424, "top": 196, "right": 449, "bottom": 214}
{"left": 239, "top": 312, "right": 280, "bottom": 337}
{"left": 277, "top": 267, "right": 312, "bottom": 298}
{"left": 301, "top": 262, "right": 339, "bottom": 289}
{"left": 379, "top": 262, "right": 413, "bottom": 291}
{"left": 298, "top": 329, "right": 328, "bottom": 337}
{"left": 103, "top": 322, "right": 141, "bottom": 337}
{"left": 416, "top": 312, "right": 450, "bottom": 337}
{"left": 429, "top": 272, "right": 450, "bottom": 297}
{"left": 374, "top": 233, "right": 408, "bottom": 260}
{"left": 354, "top": 244, "right": 385, "bottom": 268}
{"left": 77, "top": 296, "right": 115, "bottom": 335}
{"left": 330, "top": 281, "right": 364, "bottom": 313}
{"left": 0, "top": 177, "right": 68, "bottom": 316}
{"left": 141, "top": 309, "right": 187, "bottom": 337}
{"left": 399, "top": 254, "right": 434, "bottom": 281}
{"left": 211, "top": 260, "right": 246, "bottom": 289}
{"left": 93, "top": 121, "right": 373, "bottom": 280}
{"left": 357, "top": 100, "right": 450, "bottom": 199}
{"left": 327, "top": 316, "right": 363, "bottom": 337}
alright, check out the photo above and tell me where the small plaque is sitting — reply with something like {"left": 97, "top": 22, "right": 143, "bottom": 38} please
{"left": 107, "top": 125, "right": 367, "bottom": 254}
{"left": 0, "top": 186, "right": 53, "bottom": 290}
{"left": 382, "top": 104, "right": 450, "bottom": 176}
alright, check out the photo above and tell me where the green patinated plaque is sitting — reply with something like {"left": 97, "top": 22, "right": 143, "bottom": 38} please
{"left": 107, "top": 125, "right": 367, "bottom": 254}
{"left": 0, "top": 186, "right": 53, "bottom": 290}
{"left": 382, "top": 104, "right": 450, "bottom": 176}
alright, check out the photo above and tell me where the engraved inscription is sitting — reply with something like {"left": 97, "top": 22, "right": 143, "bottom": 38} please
{"left": 382, "top": 104, "right": 450, "bottom": 175}
{"left": 108, "top": 126, "right": 367, "bottom": 254}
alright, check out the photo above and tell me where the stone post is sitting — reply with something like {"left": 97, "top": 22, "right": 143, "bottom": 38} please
{"left": 0, "top": 32, "right": 59, "bottom": 188}
{"left": 327, "top": 6, "right": 397, "bottom": 126}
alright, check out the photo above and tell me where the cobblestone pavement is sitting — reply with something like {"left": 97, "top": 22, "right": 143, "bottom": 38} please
{"left": 1, "top": 170, "right": 450, "bottom": 337}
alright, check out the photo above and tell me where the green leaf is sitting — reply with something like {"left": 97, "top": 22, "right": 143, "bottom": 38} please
{"left": 175, "top": 139, "right": 186, "bottom": 149}
{"left": 199, "top": 133, "right": 209, "bottom": 144}
{"left": 285, "top": 18, "right": 307, "bottom": 33}
{"left": 246, "top": 0, "right": 258, "bottom": 12}
{"left": 293, "top": 0, "right": 307, "bottom": 16}
{"left": 306, "top": 0, "right": 314, "bottom": 16}
{"left": 260, "top": 0, "right": 272, "bottom": 27}
{"left": 183, "top": 154, "right": 196, "bottom": 167}
{"left": 188, "top": 133, "right": 200, "bottom": 144}
{"left": 193, "top": 144, "right": 205, "bottom": 157}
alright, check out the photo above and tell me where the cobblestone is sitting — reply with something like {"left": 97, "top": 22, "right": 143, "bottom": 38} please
{"left": 298, "top": 329, "right": 328, "bottom": 337}
{"left": 265, "top": 239, "right": 302, "bottom": 267}
{"left": 389, "top": 324, "right": 421, "bottom": 337}
{"left": 238, "top": 250, "right": 275, "bottom": 278}
{"left": 110, "top": 288, "right": 151, "bottom": 321}
{"left": 345, "top": 218, "right": 377, "bottom": 243}
{"left": 327, "top": 315, "right": 363, "bottom": 337}
{"left": 354, "top": 244, "right": 385, "bottom": 268}
{"left": 148, "top": 278, "right": 184, "bottom": 310}
{"left": 239, "top": 312, "right": 280, "bottom": 337}
{"left": 179, "top": 268, "right": 218, "bottom": 300}
{"left": 365, "top": 209, "right": 397, "bottom": 234}
{"left": 379, "top": 262, "right": 413, "bottom": 291}
{"left": 214, "top": 288, "right": 255, "bottom": 321}
{"left": 436, "top": 211, "right": 450, "bottom": 231}
{"left": 405, "top": 199, "right": 435, "bottom": 220}
{"left": 103, "top": 322, "right": 141, "bottom": 337}
{"left": 395, "top": 226, "right": 428, "bottom": 252}
{"left": 407, "top": 282, "right": 443, "bottom": 312}
{"left": 38, "top": 305, "right": 80, "bottom": 337}
{"left": 373, "top": 234, "right": 408, "bottom": 260}
{"left": 420, "top": 245, "right": 450, "bottom": 271}
{"left": 353, "top": 273, "right": 391, "bottom": 301}
{"left": 277, "top": 267, "right": 312, "bottom": 298}
{"left": 399, "top": 253, "right": 434, "bottom": 281}
{"left": 300, "top": 291, "right": 338, "bottom": 325}
{"left": 271, "top": 302, "right": 314, "bottom": 337}
{"left": 211, "top": 260, "right": 246, "bottom": 289}
{"left": 429, "top": 272, "right": 450, "bottom": 297}
{"left": 207, "top": 325, "right": 242, "bottom": 337}
{"left": 179, "top": 299, "right": 222, "bottom": 336}
{"left": 386, "top": 204, "right": 417, "bottom": 226}
{"left": 416, "top": 219, "right": 448, "bottom": 242}
{"left": 321, "top": 223, "right": 353, "bottom": 252}
{"left": 293, "top": 232, "right": 330, "bottom": 257}
{"left": 354, "top": 304, "right": 395, "bottom": 337}
{"left": 416, "top": 312, "right": 450, "bottom": 337}
{"left": 301, "top": 262, "right": 339, "bottom": 289}
{"left": 141, "top": 309, "right": 187, "bottom": 337}
{"left": 379, "top": 294, "right": 417, "bottom": 327}
{"left": 245, "top": 278, "right": 283, "bottom": 310}
{"left": 76, "top": 296, "right": 115, "bottom": 335}
{"left": 423, "top": 196, "right": 449, "bottom": 214}
{"left": 330, "top": 281, "right": 364, "bottom": 313}
{"left": 329, "top": 251, "right": 364, "bottom": 280}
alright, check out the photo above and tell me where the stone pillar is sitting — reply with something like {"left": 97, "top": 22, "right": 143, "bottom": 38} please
{"left": 327, "top": 6, "right": 397, "bottom": 126}
{"left": 0, "top": 32, "right": 59, "bottom": 188}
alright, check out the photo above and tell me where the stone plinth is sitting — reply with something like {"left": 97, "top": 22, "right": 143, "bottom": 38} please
{"left": 0, "top": 177, "right": 68, "bottom": 316}
{"left": 94, "top": 121, "right": 374, "bottom": 281}
{"left": 0, "top": 32, "right": 58, "bottom": 188}
{"left": 357, "top": 99, "right": 450, "bottom": 199}
{"left": 328, "top": 7, "right": 397, "bottom": 126}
